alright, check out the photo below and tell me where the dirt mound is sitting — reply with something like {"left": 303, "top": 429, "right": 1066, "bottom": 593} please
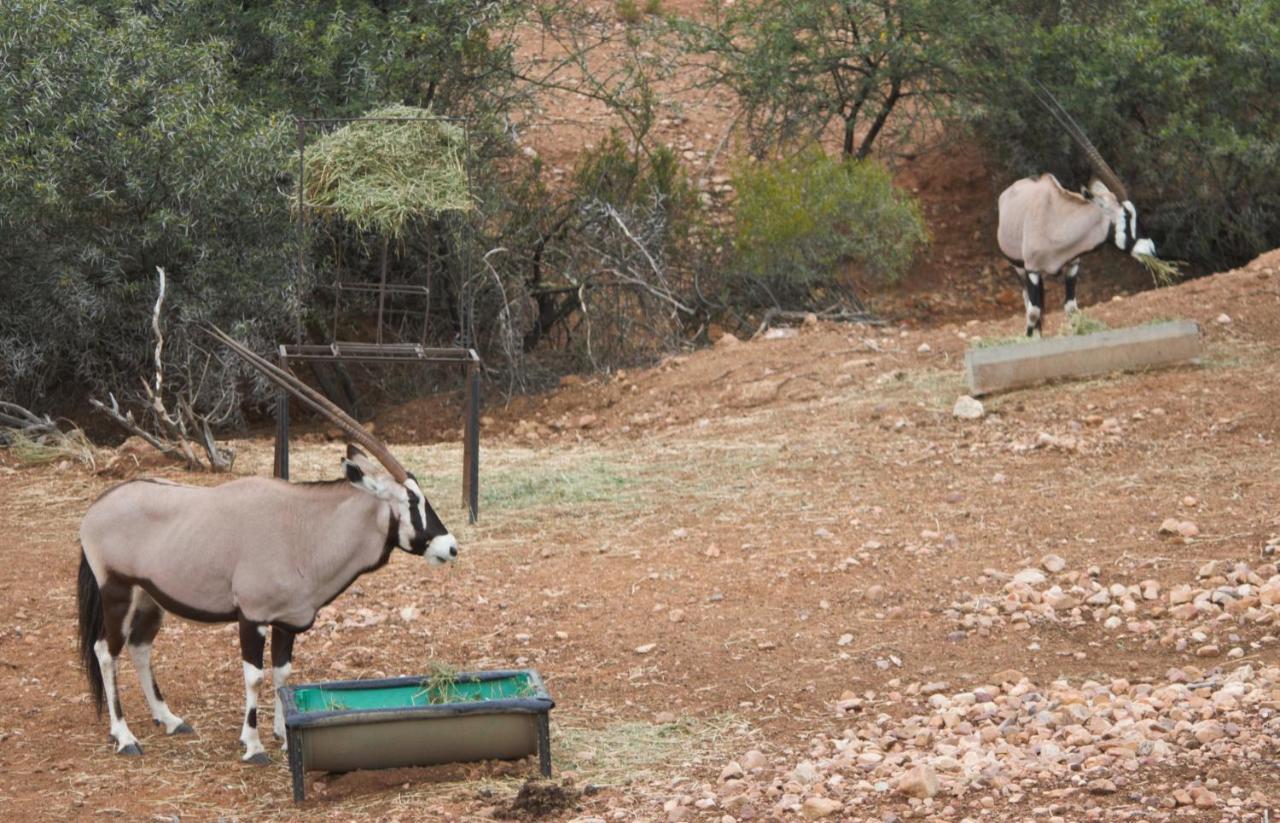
{"left": 500, "top": 779, "right": 580, "bottom": 819}
{"left": 375, "top": 249, "right": 1279, "bottom": 448}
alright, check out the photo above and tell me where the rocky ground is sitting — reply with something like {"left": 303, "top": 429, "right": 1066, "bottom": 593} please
{"left": 1, "top": 255, "right": 1278, "bottom": 821}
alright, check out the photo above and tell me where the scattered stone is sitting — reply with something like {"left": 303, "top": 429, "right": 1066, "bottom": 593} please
{"left": 715, "top": 333, "right": 741, "bottom": 349}
{"left": 634, "top": 644, "right": 656, "bottom": 655}
{"left": 896, "top": 765, "right": 939, "bottom": 799}
{"left": 801, "top": 797, "right": 843, "bottom": 819}
{"left": 953, "top": 395, "right": 985, "bottom": 420}
{"left": 1040, "top": 554, "right": 1067, "bottom": 573}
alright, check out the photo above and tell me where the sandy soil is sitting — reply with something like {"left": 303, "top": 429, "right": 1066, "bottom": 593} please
{"left": 1, "top": 251, "right": 1278, "bottom": 820}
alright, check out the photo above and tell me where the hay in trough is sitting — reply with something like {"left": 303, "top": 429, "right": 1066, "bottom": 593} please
{"left": 301, "top": 105, "right": 471, "bottom": 238}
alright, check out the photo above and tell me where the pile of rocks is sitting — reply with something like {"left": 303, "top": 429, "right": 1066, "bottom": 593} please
{"left": 945, "top": 555, "right": 1280, "bottom": 658}
{"left": 702, "top": 664, "right": 1279, "bottom": 820}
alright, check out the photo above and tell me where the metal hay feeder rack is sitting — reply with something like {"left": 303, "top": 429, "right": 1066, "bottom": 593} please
{"left": 274, "top": 115, "right": 480, "bottom": 522}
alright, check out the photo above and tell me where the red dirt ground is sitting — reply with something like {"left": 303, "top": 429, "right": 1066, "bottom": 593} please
{"left": 2, "top": 252, "right": 1277, "bottom": 820}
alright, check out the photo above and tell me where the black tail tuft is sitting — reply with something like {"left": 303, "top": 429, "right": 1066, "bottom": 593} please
{"left": 77, "top": 550, "right": 105, "bottom": 716}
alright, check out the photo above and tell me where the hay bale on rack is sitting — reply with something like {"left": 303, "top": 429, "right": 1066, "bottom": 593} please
{"left": 300, "top": 105, "right": 471, "bottom": 238}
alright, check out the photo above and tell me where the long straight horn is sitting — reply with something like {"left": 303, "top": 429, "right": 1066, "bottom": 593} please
{"left": 205, "top": 326, "right": 409, "bottom": 483}
{"left": 1032, "top": 82, "right": 1129, "bottom": 202}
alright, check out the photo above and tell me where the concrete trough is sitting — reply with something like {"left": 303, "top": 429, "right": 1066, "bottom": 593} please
{"left": 964, "top": 320, "right": 1201, "bottom": 395}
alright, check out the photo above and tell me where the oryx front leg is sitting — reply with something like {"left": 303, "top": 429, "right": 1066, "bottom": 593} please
{"left": 126, "top": 597, "right": 192, "bottom": 736}
{"left": 1024, "top": 271, "right": 1045, "bottom": 337}
{"left": 238, "top": 619, "right": 269, "bottom": 765}
{"left": 97, "top": 580, "right": 141, "bottom": 755}
{"left": 270, "top": 626, "right": 295, "bottom": 748}
{"left": 1064, "top": 261, "right": 1080, "bottom": 315}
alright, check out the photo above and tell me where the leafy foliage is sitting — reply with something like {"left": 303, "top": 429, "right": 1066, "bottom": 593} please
{"left": 730, "top": 150, "right": 928, "bottom": 303}
{"left": 680, "top": 0, "right": 994, "bottom": 159}
{"left": 0, "top": 1, "right": 297, "bottom": 413}
{"left": 971, "top": 1, "right": 1280, "bottom": 271}
{"left": 0, "top": 0, "right": 526, "bottom": 418}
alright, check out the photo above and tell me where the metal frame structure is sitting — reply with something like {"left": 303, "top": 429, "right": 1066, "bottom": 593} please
{"left": 274, "top": 116, "right": 480, "bottom": 522}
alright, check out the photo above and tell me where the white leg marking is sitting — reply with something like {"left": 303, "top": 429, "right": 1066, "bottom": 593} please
{"left": 127, "top": 643, "right": 186, "bottom": 734}
{"left": 94, "top": 639, "right": 139, "bottom": 752}
{"left": 272, "top": 662, "right": 292, "bottom": 744}
{"left": 1065, "top": 299, "right": 1079, "bottom": 314}
{"left": 240, "top": 662, "right": 266, "bottom": 760}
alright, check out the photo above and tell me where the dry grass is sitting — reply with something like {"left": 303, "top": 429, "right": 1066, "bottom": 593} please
{"left": 1, "top": 425, "right": 98, "bottom": 470}
{"left": 554, "top": 714, "right": 752, "bottom": 787}
{"left": 302, "top": 105, "right": 471, "bottom": 238}
{"left": 1136, "top": 254, "right": 1185, "bottom": 288}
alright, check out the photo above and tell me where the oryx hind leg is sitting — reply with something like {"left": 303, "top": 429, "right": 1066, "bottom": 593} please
{"left": 270, "top": 626, "right": 295, "bottom": 748}
{"left": 126, "top": 591, "right": 192, "bottom": 736}
{"left": 94, "top": 579, "right": 142, "bottom": 755}
{"left": 238, "top": 618, "right": 270, "bottom": 765}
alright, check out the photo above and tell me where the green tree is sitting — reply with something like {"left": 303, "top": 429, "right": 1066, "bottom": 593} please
{"left": 681, "top": 0, "right": 994, "bottom": 159}
{"left": 730, "top": 149, "right": 928, "bottom": 304}
{"left": 0, "top": 1, "right": 297, "bottom": 412}
{"left": 971, "top": 1, "right": 1280, "bottom": 270}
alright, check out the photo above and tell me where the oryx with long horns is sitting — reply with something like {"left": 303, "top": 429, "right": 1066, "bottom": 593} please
{"left": 77, "top": 326, "right": 458, "bottom": 762}
{"left": 998, "top": 85, "right": 1157, "bottom": 336}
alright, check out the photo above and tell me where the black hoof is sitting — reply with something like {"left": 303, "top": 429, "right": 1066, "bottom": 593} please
{"left": 118, "top": 742, "right": 144, "bottom": 757}
{"left": 172, "top": 722, "right": 195, "bottom": 736}
{"left": 243, "top": 752, "right": 271, "bottom": 766}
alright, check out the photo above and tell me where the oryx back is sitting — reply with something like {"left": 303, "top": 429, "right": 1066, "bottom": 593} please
{"left": 998, "top": 174, "right": 1112, "bottom": 275}
{"left": 80, "top": 477, "right": 391, "bottom": 626}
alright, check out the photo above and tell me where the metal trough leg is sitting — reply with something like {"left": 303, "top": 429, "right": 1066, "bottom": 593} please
{"left": 537, "top": 712, "right": 552, "bottom": 778}
{"left": 287, "top": 729, "right": 305, "bottom": 802}
{"left": 462, "top": 359, "right": 480, "bottom": 524}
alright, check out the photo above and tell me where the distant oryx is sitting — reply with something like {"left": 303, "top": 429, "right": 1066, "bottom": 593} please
{"left": 77, "top": 327, "right": 458, "bottom": 762}
{"left": 998, "top": 87, "right": 1157, "bottom": 336}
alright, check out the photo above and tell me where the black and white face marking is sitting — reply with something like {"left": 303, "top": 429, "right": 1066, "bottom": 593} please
{"left": 342, "top": 452, "right": 457, "bottom": 565}
{"left": 402, "top": 473, "right": 457, "bottom": 566}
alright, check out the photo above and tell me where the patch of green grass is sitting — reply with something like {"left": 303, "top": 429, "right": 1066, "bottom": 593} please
{"left": 616, "top": 0, "right": 642, "bottom": 23}
{"left": 482, "top": 458, "right": 641, "bottom": 511}
{"left": 1063, "top": 310, "right": 1109, "bottom": 336}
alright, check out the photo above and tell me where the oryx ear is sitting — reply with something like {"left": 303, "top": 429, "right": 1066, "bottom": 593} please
{"left": 343, "top": 457, "right": 366, "bottom": 485}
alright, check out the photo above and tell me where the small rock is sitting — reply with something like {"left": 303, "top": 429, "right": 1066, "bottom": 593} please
{"left": 1087, "top": 779, "right": 1117, "bottom": 795}
{"left": 917, "top": 343, "right": 931, "bottom": 353}
{"left": 716, "top": 333, "right": 741, "bottom": 349}
{"left": 1012, "top": 568, "right": 1047, "bottom": 586}
{"left": 953, "top": 395, "right": 985, "bottom": 420}
{"left": 720, "top": 761, "right": 744, "bottom": 782}
{"left": 896, "top": 765, "right": 939, "bottom": 799}
{"left": 801, "top": 797, "right": 843, "bottom": 819}
{"left": 1216, "top": 313, "right": 1232, "bottom": 324}
{"left": 742, "top": 750, "right": 768, "bottom": 771}
{"left": 1041, "top": 554, "right": 1066, "bottom": 573}
{"left": 635, "top": 644, "right": 657, "bottom": 655}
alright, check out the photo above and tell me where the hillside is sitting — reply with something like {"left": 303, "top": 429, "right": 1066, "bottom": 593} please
{"left": 2, "top": 253, "right": 1277, "bottom": 819}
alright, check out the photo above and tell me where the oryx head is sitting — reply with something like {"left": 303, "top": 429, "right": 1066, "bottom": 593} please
{"left": 341, "top": 444, "right": 457, "bottom": 565}
{"left": 1035, "top": 83, "right": 1157, "bottom": 259}
{"left": 206, "top": 326, "right": 459, "bottom": 567}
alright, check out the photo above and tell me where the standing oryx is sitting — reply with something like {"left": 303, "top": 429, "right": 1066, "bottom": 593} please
{"left": 997, "top": 87, "right": 1157, "bottom": 336}
{"left": 77, "top": 326, "right": 458, "bottom": 762}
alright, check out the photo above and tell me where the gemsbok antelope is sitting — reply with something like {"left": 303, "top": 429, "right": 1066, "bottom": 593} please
{"left": 998, "top": 86, "right": 1157, "bottom": 336}
{"left": 77, "top": 326, "right": 458, "bottom": 762}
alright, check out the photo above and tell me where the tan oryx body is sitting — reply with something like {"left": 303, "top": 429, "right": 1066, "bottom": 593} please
{"left": 998, "top": 85, "right": 1157, "bottom": 336}
{"left": 76, "top": 327, "right": 458, "bottom": 763}
{"left": 81, "top": 475, "right": 413, "bottom": 630}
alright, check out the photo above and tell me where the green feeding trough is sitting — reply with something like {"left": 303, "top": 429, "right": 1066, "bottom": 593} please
{"left": 279, "top": 669, "right": 554, "bottom": 801}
